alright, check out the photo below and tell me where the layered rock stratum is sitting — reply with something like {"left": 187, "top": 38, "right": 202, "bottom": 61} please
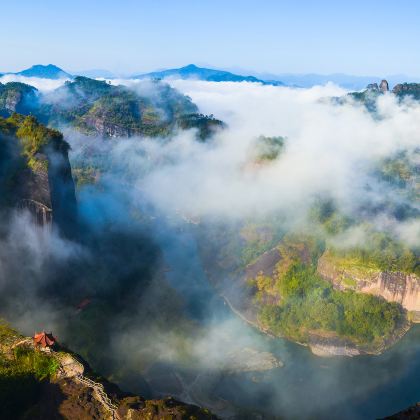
{"left": 317, "top": 251, "right": 420, "bottom": 320}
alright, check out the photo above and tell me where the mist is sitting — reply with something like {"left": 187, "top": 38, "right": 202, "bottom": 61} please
{"left": 69, "top": 80, "right": 419, "bottom": 246}
{"left": 0, "top": 79, "right": 419, "bottom": 418}
{"left": 0, "top": 74, "right": 69, "bottom": 92}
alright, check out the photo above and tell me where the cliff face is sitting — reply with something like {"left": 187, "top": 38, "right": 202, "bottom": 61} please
{"left": 16, "top": 153, "right": 53, "bottom": 225}
{"left": 82, "top": 114, "right": 132, "bottom": 138}
{"left": 46, "top": 144, "right": 78, "bottom": 234}
{"left": 317, "top": 251, "right": 420, "bottom": 318}
{"left": 22, "top": 148, "right": 77, "bottom": 235}
{"left": 0, "top": 82, "right": 38, "bottom": 116}
{"left": 0, "top": 115, "right": 77, "bottom": 234}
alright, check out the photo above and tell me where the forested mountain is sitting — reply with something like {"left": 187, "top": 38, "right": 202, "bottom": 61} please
{"left": 0, "top": 76, "right": 224, "bottom": 140}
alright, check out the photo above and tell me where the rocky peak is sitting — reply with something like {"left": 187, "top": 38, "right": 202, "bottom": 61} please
{"left": 379, "top": 79, "right": 389, "bottom": 92}
{"left": 367, "top": 83, "right": 379, "bottom": 91}
{"left": 392, "top": 82, "right": 420, "bottom": 97}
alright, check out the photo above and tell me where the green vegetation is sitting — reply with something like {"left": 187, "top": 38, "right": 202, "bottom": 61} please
{"left": 12, "top": 346, "right": 59, "bottom": 380}
{"left": 309, "top": 196, "right": 419, "bottom": 274}
{"left": 378, "top": 153, "right": 416, "bottom": 188}
{"left": 65, "top": 76, "right": 112, "bottom": 99}
{"left": 0, "top": 322, "right": 59, "bottom": 419}
{"left": 251, "top": 135, "right": 285, "bottom": 163}
{"left": 43, "top": 76, "right": 209, "bottom": 139}
{"left": 0, "top": 113, "right": 68, "bottom": 171}
{"left": 178, "top": 113, "right": 225, "bottom": 140}
{"left": 346, "top": 88, "right": 382, "bottom": 112}
{"left": 342, "top": 277, "right": 358, "bottom": 287}
{"left": 0, "top": 76, "right": 223, "bottom": 141}
{"left": 256, "top": 261, "right": 405, "bottom": 346}
{"left": 239, "top": 218, "right": 287, "bottom": 266}
{"left": 309, "top": 197, "right": 353, "bottom": 235}
{"left": 0, "top": 82, "right": 37, "bottom": 117}
{"left": 393, "top": 83, "right": 420, "bottom": 100}
{"left": 330, "top": 231, "right": 419, "bottom": 275}
{"left": 237, "top": 201, "right": 417, "bottom": 349}
{"left": 72, "top": 166, "right": 99, "bottom": 188}
{"left": 0, "top": 76, "right": 224, "bottom": 141}
{"left": 375, "top": 150, "right": 419, "bottom": 205}
{"left": 15, "top": 115, "right": 66, "bottom": 170}
{"left": 343, "top": 82, "right": 420, "bottom": 110}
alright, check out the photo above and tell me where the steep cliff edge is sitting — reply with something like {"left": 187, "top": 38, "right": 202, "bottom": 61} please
{"left": 317, "top": 250, "right": 420, "bottom": 321}
{"left": 0, "top": 114, "right": 77, "bottom": 234}
{"left": 0, "top": 321, "right": 216, "bottom": 419}
{"left": 0, "top": 82, "right": 38, "bottom": 116}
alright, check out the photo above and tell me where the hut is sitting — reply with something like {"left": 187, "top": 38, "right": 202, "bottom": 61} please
{"left": 33, "top": 331, "right": 56, "bottom": 349}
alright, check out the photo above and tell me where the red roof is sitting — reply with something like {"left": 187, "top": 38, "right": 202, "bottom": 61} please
{"left": 33, "top": 332, "right": 56, "bottom": 348}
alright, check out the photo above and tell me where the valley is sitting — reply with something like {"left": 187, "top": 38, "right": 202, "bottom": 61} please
{"left": 0, "top": 66, "right": 419, "bottom": 419}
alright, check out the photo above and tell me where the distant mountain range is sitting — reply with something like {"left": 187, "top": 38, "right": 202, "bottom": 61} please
{"left": 1, "top": 64, "right": 419, "bottom": 90}
{"left": 4, "top": 64, "right": 73, "bottom": 79}
{"left": 132, "top": 64, "right": 285, "bottom": 86}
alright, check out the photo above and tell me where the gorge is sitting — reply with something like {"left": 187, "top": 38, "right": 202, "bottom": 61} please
{"left": 0, "top": 71, "right": 419, "bottom": 419}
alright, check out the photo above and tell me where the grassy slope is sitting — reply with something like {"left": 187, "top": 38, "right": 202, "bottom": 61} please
{"left": 0, "top": 322, "right": 59, "bottom": 418}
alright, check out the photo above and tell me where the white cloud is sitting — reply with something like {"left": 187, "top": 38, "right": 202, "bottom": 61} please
{"left": 91, "top": 81, "right": 419, "bottom": 233}
{"left": 0, "top": 74, "right": 69, "bottom": 91}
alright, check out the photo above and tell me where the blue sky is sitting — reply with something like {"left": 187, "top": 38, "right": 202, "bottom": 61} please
{"left": 1, "top": 0, "right": 419, "bottom": 76}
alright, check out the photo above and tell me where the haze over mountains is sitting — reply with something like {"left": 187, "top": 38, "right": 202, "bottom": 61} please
{"left": 131, "top": 63, "right": 285, "bottom": 85}
{"left": 0, "top": 59, "right": 419, "bottom": 419}
{"left": 2, "top": 63, "right": 419, "bottom": 90}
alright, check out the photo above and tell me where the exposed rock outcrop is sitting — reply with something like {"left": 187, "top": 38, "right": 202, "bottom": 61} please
{"left": 309, "top": 338, "right": 361, "bottom": 357}
{"left": 392, "top": 83, "right": 420, "bottom": 100}
{"left": 16, "top": 152, "right": 53, "bottom": 225}
{"left": 0, "top": 115, "right": 77, "bottom": 234}
{"left": 1, "top": 324, "right": 216, "bottom": 420}
{"left": 0, "top": 82, "right": 38, "bottom": 116}
{"left": 380, "top": 79, "right": 389, "bottom": 92}
{"left": 317, "top": 251, "right": 420, "bottom": 318}
{"left": 83, "top": 115, "right": 132, "bottom": 138}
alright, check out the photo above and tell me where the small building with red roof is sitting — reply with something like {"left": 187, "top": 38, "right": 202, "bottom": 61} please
{"left": 33, "top": 331, "right": 56, "bottom": 349}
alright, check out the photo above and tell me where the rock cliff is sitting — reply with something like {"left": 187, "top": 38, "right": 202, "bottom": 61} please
{"left": 0, "top": 114, "right": 77, "bottom": 234}
{"left": 0, "top": 82, "right": 38, "bottom": 116}
{"left": 317, "top": 251, "right": 420, "bottom": 319}
{"left": 380, "top": 79, "right": 389, "bottom": 92}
